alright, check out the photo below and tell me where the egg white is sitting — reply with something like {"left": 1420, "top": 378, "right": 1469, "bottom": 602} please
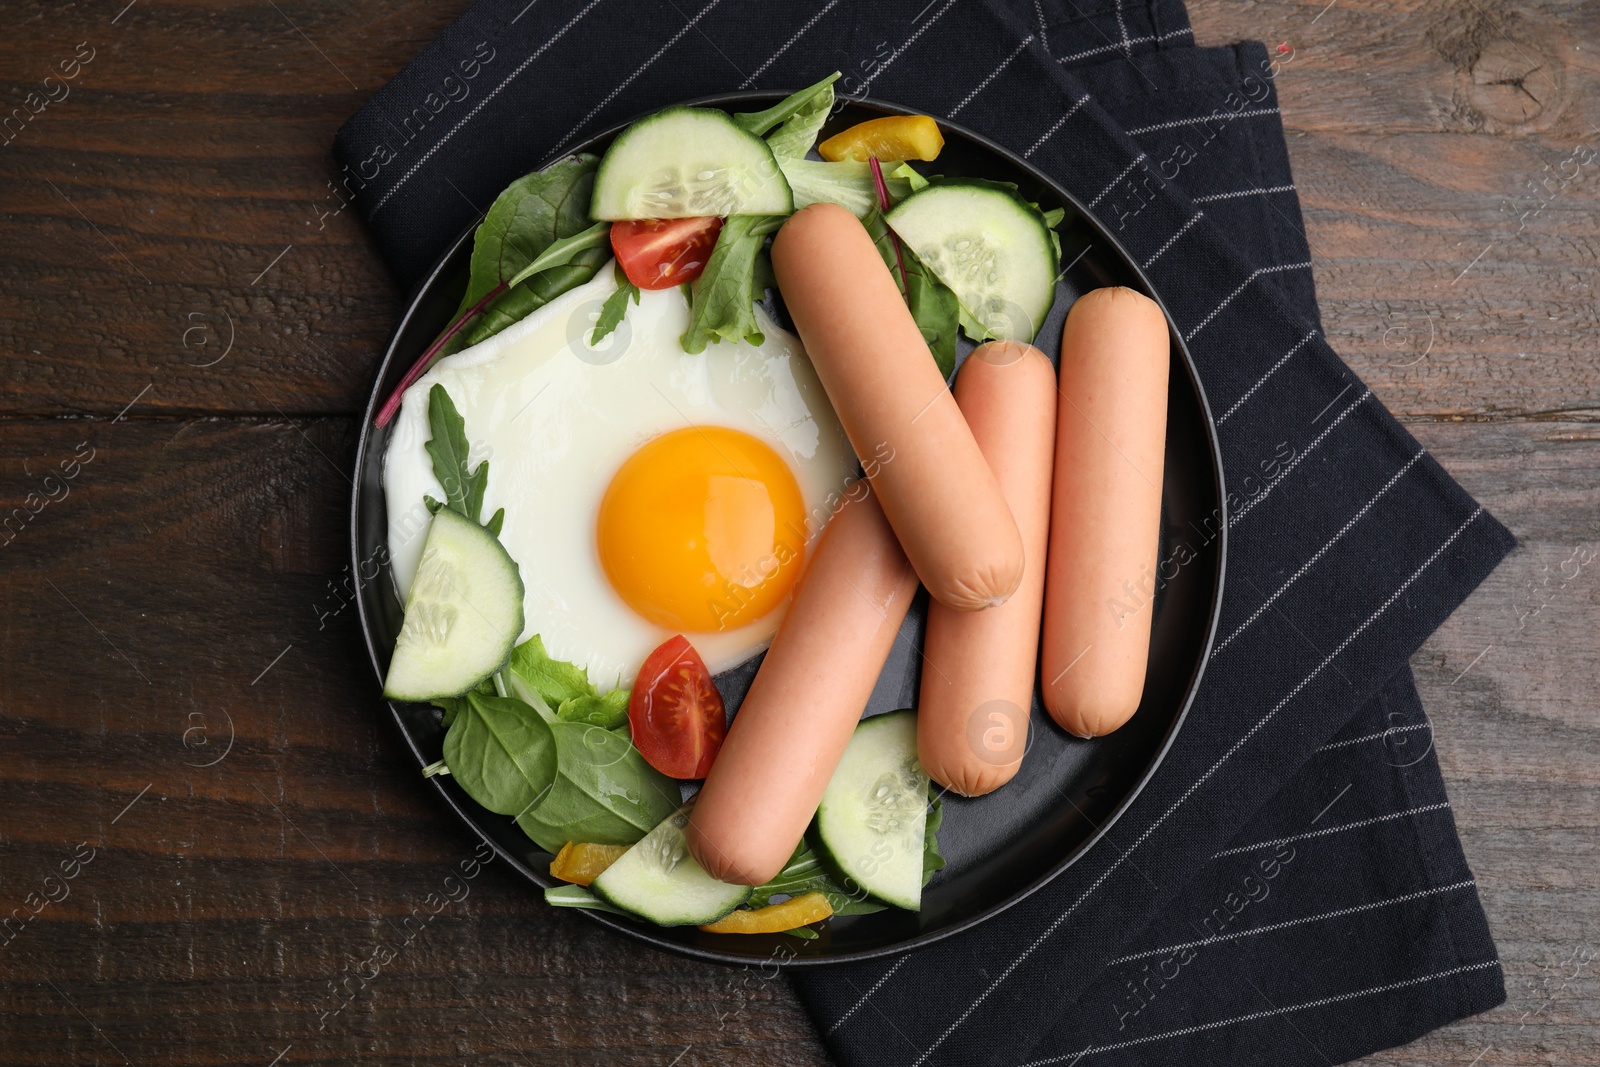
{"left": 384, "top": 265, "right": 856, "bottom": 687}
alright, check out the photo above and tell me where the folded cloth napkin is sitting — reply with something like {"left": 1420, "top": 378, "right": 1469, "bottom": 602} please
{"left": 335, "top": 2, "right": 1516, "bottom": 1063}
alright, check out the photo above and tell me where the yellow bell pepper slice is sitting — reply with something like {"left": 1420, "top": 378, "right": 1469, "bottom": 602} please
{"left": 549, "top": 842, "right": 628, "bottom": 886}
{"left": 699, "top": 891, "right": 834, "bottom": 934}
{"left": 819, "top": 116, "right": 944, "bottom": 163}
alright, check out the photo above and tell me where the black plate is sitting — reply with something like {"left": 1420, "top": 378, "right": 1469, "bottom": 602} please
{"left": 352, "top": 92, "right": 1226, "bottom": 967}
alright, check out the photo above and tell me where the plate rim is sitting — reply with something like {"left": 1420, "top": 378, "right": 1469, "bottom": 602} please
{"left": 351, "top": 89, "right": 1228, "bottom": 967}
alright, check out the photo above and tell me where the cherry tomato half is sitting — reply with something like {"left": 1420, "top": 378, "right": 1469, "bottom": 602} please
{"left": 628, "top": 635, "right": 727, "bottom": 779}
{"left": 610, "top": 216, "right": 724, "bottom": 290}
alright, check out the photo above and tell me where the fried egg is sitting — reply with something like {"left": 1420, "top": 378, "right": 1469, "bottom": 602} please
{"left": 384, "top": 266, "right": 856, "bottom": 686}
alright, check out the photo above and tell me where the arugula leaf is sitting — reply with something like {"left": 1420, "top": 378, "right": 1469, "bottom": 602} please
{"left": 590, "top": 262, "right": 641, "bottom": 346}
{"left": 681, "top": 214, "right": 784, "bottom": 353}
{"left": 442, "top": 692, "right": 557, "bottom": 817}
{"left": 762, "top": 73, "right": 839, "bottom": 159}
{"left": 733, "top": 72, "right": 841, "bottom": 138}
{"left": 785, "top": 926, "right": 821, "bottom": 940}
{"left": 485, "top": 508, "right": 505, "bottom": 537}
{"left": 747, "top": 837, "right": 886, "bottom": 916}
{"left": 922, "top": 790, "right": 946, "bottom": 886}
{"left": 516, "top": 709, "right": 680, "bottom": 850}
{"left": 424, "top": 384, "right": 489, "bottom": 522}
{"left": 503, "top": 220, "right": 614, "bottom": 291}
{"left": 863, "top": 208, "right": 961, "bottom": 378}
{"left": 441, "top": 153, "right": 606, "bottom": 356}
{"left": 505, "top": 634, "right": 597, "bottom": 707}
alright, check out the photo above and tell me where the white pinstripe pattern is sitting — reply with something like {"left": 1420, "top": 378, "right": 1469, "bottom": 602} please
{"left": 1113, "top": 0, "right": 1131, "bottom": 54}
{"left": 1087, "top": 152, "right": 1146, "bottom": 208}
{"left": 903, "top": 507, "right": 1487, "bottom": 1065}
{"left": 1230, "top": 389, "right": 1371, "bottom": 525}
{"left": 947, "top": 35, "right": 1035, "bottom": 117}
{"left": 1054, "top": 27, "right": 1192, "bottom": 64}
{"left": 1185, "top": 261, "right": 1313, "bottom": 341}
{"left": 738, "top": 0, "right": 843, "bottom": 88}
{"left": 1214, "top": 330, "right": 1319, "bottom": 425}
{"left": 1017, "top": 961, "right": 1502, "bottom": 1064}
{"left": 827, "top": 956, "right": 908, "bottom": 1034}
{"left": 1318, "top": 720, "right": 1431, "bottom": 752}
{"left": 369, "top": 0, "right": 608, "bottom": 216}
{"left": 860, "top": 0, "right": 960, "bottom": 90}
{"left": 1214, "top": 448, "right": 1428, "bottom": 654}
{"left": 548, "top": 0, "right": 726, "bottom": 153}
{"left": 1108, "top": 879, "right": 1477, "bottom": 965}
{"left": 1032, "top": 0, "right": 1050, "bottom": 54}
{"left": 1143, "top": 211, "right": 1202, "bottom": 268}
{"left": 1023, "top": 93, "right": 1092, "bottom": 158}
{"left": 1193, "top": 183, "right": 1299, "bottom": 203}
{"left": 1212, "top": 802, "right": 1453, "bottom": 858}
{"left": 1124, "top": 107, "right": 1282, "bottom": 137}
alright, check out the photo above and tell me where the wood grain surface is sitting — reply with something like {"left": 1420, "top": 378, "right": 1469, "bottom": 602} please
{"left": 1, "top": 1, "right": 1595, "bottom": 1064}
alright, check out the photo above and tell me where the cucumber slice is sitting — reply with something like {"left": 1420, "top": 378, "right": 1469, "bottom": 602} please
{"left": 590, "top": 804, "right": 752, "bottom": 926}
{"left": 382, "top": 507, "right": 524, "bottom": 702}
{"left": 885, "top": 181, "right": 1058, "bottom": 342}
{"left": 591, "top": 106, "right": 793, "bottom": 220}
{"left": 815, "top": 711, "right": 930, "bottom": 912}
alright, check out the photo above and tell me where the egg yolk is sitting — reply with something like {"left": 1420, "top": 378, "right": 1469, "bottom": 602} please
{"left": 597, "top": 426, "right": 807, "bottom": 633}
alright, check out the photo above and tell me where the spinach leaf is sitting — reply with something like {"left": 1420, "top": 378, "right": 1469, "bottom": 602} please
{"left": 682, "top": 214, "right": 784, "bottom": 353}
{"left": 732, "top": 72, "right": 840, "bottom": 139}
{"left": 463, "top": 258, "right": 607, "bottom": 348}
{"left": 557, "top": 688, "right": 630, "bottom": 730}
{"left": 863, "top": 208, "right": 961, "bottom": 378}
{"left": 424, "top": 384, "right": 489, "bottom": 522}
{"left": 438, "top": 154, "right": 605, "bottom": 357}
{"left": 442, "top": 692, "right": 556, "bottom": 817}
{"left": 762, "top": 73, "right": 839, "bottom": 159}
{"left": 516, "top": 713, "right": 679, "bottom": 851}
{"left": 590, "top": 263, "right": 640, "bottom": 346}
{"left": 505, "top": 634, "right": 598, "bottom": 707}
{"left": 434, "top": 676, "right": 495, "bottom": 729}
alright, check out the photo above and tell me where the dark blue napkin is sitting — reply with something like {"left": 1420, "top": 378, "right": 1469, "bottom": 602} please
{"left": 334, "top": 2, "right": 1514, "bottom": 1063}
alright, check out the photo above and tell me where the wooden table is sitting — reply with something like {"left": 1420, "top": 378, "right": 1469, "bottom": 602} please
{"left": 1, "top": 1, "right": 1594, "bottom": 1063}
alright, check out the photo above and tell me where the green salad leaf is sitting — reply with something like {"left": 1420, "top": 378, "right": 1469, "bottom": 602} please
{"left": 922, "top": 791, "right": 946, "bottom": 886}
{"left": 733, "top": 72, "right": 840, "bottom": 140}
{"left": 681, "top": 214, "right": 783, "bottom": 353}
{"left": 442, "top": 154, "right": 610, "bottom": 356}
{"left": 557, "top": 688, "right": 631, "bottom": 730}
{"left": 780, "top": 158, "right": 913, "bottom": 219}
{"left": 746, "top": 786, "right": 945, "bottom": 915}
{"left": 863, "top": 208, "right": 961, "bottom": 378}
{"left": 506, "top": 634, "right": 602, "bottom": 707}
{"left": 761, "top": 72, "right": 840, "bottom": 159}
{"left": 431, "top": 634, "right": 673, "bottom": 854}
{"left": 747, "top": 836, "right": 885, "bottom": 916}
{"left": 590, "top": 262, "right": 640, "bottom": 346}
{"left": 424, "top": 384, "right": 490, "bottom": 522}
{"left": 442, "top": 692, "right": 557, "bottom": 817}
{"left": 515, "top": 707, "right": 680, "bottom": 850}
{"left": 544, "top": 884, "right": 627, "bottom": 913}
